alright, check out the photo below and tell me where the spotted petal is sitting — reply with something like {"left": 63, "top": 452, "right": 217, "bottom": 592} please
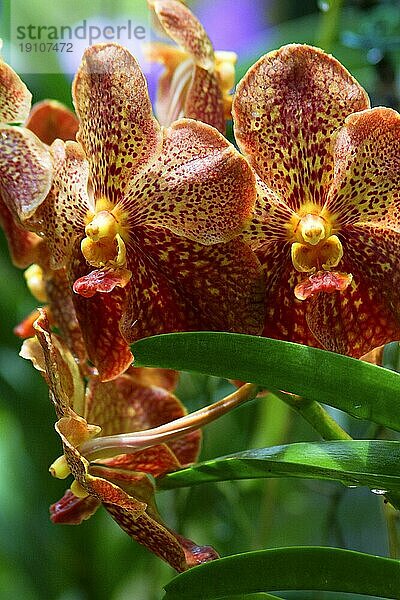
{"left": 71, "top": 249, "right": 133, "bottom": 381}
{"left": 0, "top": 196, "right": 43, "bottom": 267}
{"left": 243, "top": 177, "right": 295, "bottom": 249}
{"left": 29, "top": 313, "right": 214, "bottom": 571}
{"left": 56, "top": 413, "right": 212, "bottom": 572}
{"left": 342, "top": 223, "right": 400, "bottom": 315}
{"left": 233, "top": 44, "right": 369, "bottom": 211}
{"left": 0, "top": 59, "right": 31, "bottom": 124}
{"left": 45, "top": 267, "right": 87, "bottom": 364}
{"left": 127, "top": 366, "right": 178, "bottom": 392}
{"left": 302, "top": 222, "right": 400, "bottom": 356}
{"left": 72, "top": 43, "right": 163, "bottom": 203}
{"left": 120, "top": 227, "right": 264, "bottom": 342}
{"left": 184, "top": 65, "right": 225, "bottom": 133}
{"left": 104, "top": 500, "right": 218, "bottom": 572}
{"left": 20, "top": 311, "right": 85, "bottom": 418}
{"left": 28, "top": 140, "right": 90, "bottom": 269}
{"left": 86, "top": 372, "right": 200, "bottom": 465}
{"left": 150, "top": 0, "right": 214, "bottom": 69}
{"left": 129, "top": 119, "right": 256, "bottom": 244}
{"left": 256, "top": 242, "right": 323, "bottom": 347}
{"left": 306, "top": 271, "right": 400, "bottom": 358}
{"left": 0, "top": 125, "right": 52, "bottom": 221}
{"left": 325, "top": 108, "right": 400, "bottom": 226}
{"left": 26, "top": 99, "right": 78, "bottom": 145}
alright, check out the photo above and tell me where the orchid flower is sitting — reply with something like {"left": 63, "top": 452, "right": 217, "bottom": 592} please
{"left": 233, "top": 44, "right": 400, "bottom": 356}
{"left": 0, "top": 57, "right": 50, "bottom": 268}
{"left": 1, "top": 43, "right": 263, "bottom": 381}
{"left": 25, "top": 99, "right": 78, "bottom": 146}
{"left": 145, "top": 0, "right": 236, "bottom": 132}
{"left": 21, "top": 310, "right": 243, "bottom": 571}
{"left": 0, "top": 58, "right": 86, "bottom": 358}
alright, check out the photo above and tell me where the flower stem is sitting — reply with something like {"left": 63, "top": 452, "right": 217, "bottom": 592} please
{"left": 316, "top": 0, "right": 344, "bottom": 52}
{"left": 275, "top": 390, "right": 400, "bottom": 523}
{"left": 80, "top": 383, "right": 259, "bottom": 461}
{"left": 384, "top": 500, "right": 400, "bottom": 559}
{"left": 274, "top": 390, "right": 352, "bottom": 441}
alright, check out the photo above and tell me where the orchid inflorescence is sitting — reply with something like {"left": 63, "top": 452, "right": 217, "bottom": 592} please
{"left": 0, "top": 0, "right": 399, "bottom": 572}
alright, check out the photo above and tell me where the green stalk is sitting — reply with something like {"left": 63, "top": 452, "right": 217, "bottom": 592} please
{"left": 275, "top": 390, "right": 400, "bottom": 543}
{"left": 316, "top": 0, "right": 344, "bottom": 52}
{"left": 384, "top": 500, "right": 400, "bottom": 559}
{"left": 274, "top": 391, "right": 352, "bottom": 441}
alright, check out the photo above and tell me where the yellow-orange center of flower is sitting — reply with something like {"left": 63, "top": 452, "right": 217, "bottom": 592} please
{"left": 215, "top": 51, "right": 237, "bottom": 118}
{"left": 290, "top": 213, "right": 343, "bottom": 273}
{"left": 81, "top": 201, "right": 129, "bottom": 269}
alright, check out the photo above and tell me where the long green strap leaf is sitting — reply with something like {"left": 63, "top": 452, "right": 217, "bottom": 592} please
{"left": 157, "top": 440, "right": 400, "bottom": 491}
{"left": 132, "top": 333, "right": 400, "bottom": 431}
{"left": 163, "top": 547, "right": 400, "bottom": 599}
{"left": 384, "top": 342, "right": 400, "bottom": 373}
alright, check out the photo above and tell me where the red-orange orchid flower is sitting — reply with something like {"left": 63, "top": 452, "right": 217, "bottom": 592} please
{"left": 0, "top": 56, "right": 78, "bottom": 264}
{"left": 0, "top": 57, "right": 85, "bottom": 356}
{"left": 21, "top": 311, "right": 219, "bottom": 572}
{"left": 233, "top": 44, "right": 400, "bottom": 357}
{"left": 0, "top": 57, "right": 49, "bottom": 268}
{"left": 25, "top": 99, "right": 78, "bottom": 146}
{"left": 146, "top": 0, "right": 236, "bottom": 132}
{"left": 4, "top": 43, "right": 263, "bottom": 381}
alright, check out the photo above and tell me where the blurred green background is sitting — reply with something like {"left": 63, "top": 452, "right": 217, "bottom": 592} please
{"left": 1, "top": 0, "right": 400, "bottom": 598}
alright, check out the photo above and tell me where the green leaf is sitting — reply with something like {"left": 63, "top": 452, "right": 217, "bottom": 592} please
{"left": 225, "top": 595, "right": 283, "bottom": 600}
{"left": 158, "top": 440, "right": 400, "bottom": 492}
{"left": 383, "top": 342, "right": 400, "bottom": 373}
{"left": 163, "top": 547, "right": 400, "bottom": 599}
{"left": 132, "top": 333, "right": 400, "bottom": 431}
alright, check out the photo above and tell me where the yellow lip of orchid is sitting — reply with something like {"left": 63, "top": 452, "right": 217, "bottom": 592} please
{"left": 288, "top": 210, "right": 343, "bottom": 273}
{"left": 82, "top": 201, "right": 130, "bottom": 269}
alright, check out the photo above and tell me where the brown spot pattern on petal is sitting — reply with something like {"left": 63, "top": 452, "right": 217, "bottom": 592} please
{"left": 128, "top": 119, "right": 256, "bottom": 244}
{"left": 326, "top": 108, "right": 400, "bottom": 226}
{"left": 0, "top": 125, "right": 52, "bottom": 221}
{"left": 70, "top": 248, "right": 133, "bottom": 381}
{"left": 29, "top": 140, "right": 90, "bottom": 269}
{"left": 104, "top": 503, "right": 189, "bottom": 571}
{"left": 0, "top": 60, "right": 31, "bottom": 123}
{"left": 306, "top": 267, "right": 400, "bottom": 357}
{"left": 72, "top": 43, "right": 162, "bottom": 203}
{"left": 152, "top": 0, "right": 214, "bottom": 69}
{"left": 233, "top": 44, "right": 369, "bottom": 211}
{"left": 125, "top": 227, "right": 264, "bottom": 340}
{"left": 242, "top": 176, "right": 294, "bottom": 249}
{"left": 0, "top": 195, "right": 43, "bottom": 267}
{"left": 185, "top": 66, "right": 225, "bottom": 133}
